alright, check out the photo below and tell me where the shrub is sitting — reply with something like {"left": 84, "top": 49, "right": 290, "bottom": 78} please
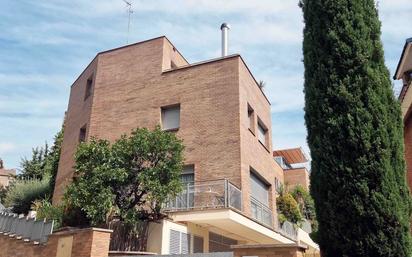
{"left": 32, "top": 199, "right": 64, "bottom": 229}
{"left": 276, "top": 192, "right": 303, "bottom": 224}
{"left": 4, "top": 177, "right": 51, "bottom": 214}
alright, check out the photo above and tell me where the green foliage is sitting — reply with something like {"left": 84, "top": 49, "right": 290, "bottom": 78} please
{"left": 276, "top": 192, "right": 303, "bottom": 224}
{"left": 0, "top": 185, "right": 8, "bottom": 203}
{"left": 19, "top": 126, "right": 64, "bottom": 198}
{"left": 290, "top": 185, "right": 316, "bottom": 223}
{"left": 4, "top": 177, "right": 51, "bottom": 214}
{"left": 32, "top": 199, "right": 64, "bottom": 229}
{"left": 44, "top": 127, "right": 64, "bottom": 198}
{"left": 65, "top": 126, "right": 184, "bottom": 227}
{"left": 301, "top": 0, "right": 412, "bottom": 256}
{"left": 19, "top": 144, "right": 49, "bottom": 180}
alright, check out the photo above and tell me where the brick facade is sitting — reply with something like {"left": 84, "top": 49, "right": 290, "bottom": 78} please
{"left": 0, "top": 227, "right": 112, "bottom": 257}
{"left": 283, "top": 168, "right": 310, "bottom": 191}
{"left": 52, "top": 36, "right": 285, "bottom": 227}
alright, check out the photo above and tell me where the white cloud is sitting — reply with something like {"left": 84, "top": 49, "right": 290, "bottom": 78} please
{"left": 0, "top": 143, "right": 17, "bottom": 155}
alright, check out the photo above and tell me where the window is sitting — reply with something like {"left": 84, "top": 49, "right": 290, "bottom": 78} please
{"left": 257, "top": 120, "right": 268, "bottom": 147}
{"left": 181, "top": 165, "right": 194, "bottom": 184}
{"left": 193, "top": 236, "right": 204, "bottom": 253}
{"left": 179, "top": 165, "right": 194, "bottom": 208}
{"left": 79, "top": 125, "right": 87, "bottom": 142}
{"left": 250, "top": 170, "right": 272, "bottom": 226}
{"left": 247, "top": 104, "right": 254, "bottom": 132}
{"left": 209, "top": 232, "right": 237, "bottom": 252}
{"left": 274, "top": 177, "right": 283, "bottom": 193}
{"left": 161, "top": 105, "right": 180, "bottom": 131}
{"left": 250, "top": 171, "right": 269, "bottom": 206}
{"left": 169, "top": 230, "right": 191, "bottom": 254}
{"left": 84, "top": 75, "right": 93, "bottom": 100}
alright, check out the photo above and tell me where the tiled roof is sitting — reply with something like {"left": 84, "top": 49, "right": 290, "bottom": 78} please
{"left": 0, "top": 169, "right": 16, "bottom": 177}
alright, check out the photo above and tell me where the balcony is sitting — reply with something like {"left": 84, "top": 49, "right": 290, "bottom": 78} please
{"left": 250, "top": 197, "right": 273, "bottom": 227}
{"left": 164, "top": 179, "right": 242, "bottom": 212}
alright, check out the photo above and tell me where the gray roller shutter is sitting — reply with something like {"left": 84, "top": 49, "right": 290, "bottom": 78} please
{"left": 169, "top": 229, "right": 180, "bottom": 254}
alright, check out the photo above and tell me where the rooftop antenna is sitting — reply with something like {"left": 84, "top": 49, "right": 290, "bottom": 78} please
{"left": 122, "top": 0, "right": 133, "bottom": 44}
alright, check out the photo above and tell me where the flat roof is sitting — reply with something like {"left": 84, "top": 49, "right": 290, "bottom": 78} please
{"left": 273, "top": 147, "right": 308, "bottom": 164}
{"left": 69, "top": 36, "right": 271, "bottom": 105}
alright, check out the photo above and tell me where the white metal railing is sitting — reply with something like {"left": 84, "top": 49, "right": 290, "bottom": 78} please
{"left": 0, "top": 211, "right": 53, "bottom": 244}
{"left": 164, "top": 179, "right": 242, "bottom": 212}
{"left": 250, "top": 196, "right": 273, "bottom": 227}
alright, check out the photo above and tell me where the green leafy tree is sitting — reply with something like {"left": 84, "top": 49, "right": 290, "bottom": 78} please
{"left": 65, "top": 126, "right": 184, "bottom": 225}
{"left": 19, "top": 144, "right": 49, "bottom": 180}
{"left": 19, "top": 126, "right": 64, "bottom": 198}
{"left": 44, "top": 127, "right": 64, "bottom": 197}
{"left": 300, "top": 0, "right": 412, "bottom": 256}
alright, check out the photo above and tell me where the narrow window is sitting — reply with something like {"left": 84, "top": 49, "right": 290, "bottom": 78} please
{"left": 161, "top": 105, "right": 180, "bottom": 131}
{"left": 169, "top": 230, "right": 181, "bottom": 254}
{"left": 248, "top": 104, "right": 254, "bottom": 132}
{"left": 84, "top": 75, "right": 93, "bottom": 100}
{"left": 257, "top": 120, "right": 268, "bottom": 147}
{"left": 79, "top": 125, "right": 87, "bottom": 142}
{"left": 180, "top": 165, "right": 195, "bottom": 208}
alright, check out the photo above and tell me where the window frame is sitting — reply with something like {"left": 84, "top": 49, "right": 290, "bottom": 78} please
{"left": 249, "top": 169, "right": 270, "bottom": 206}
{"left": 257, "top": 118, "right": 268, "bottom": 149}
{"left": 161, "top": 104, "right": 181, "bottom": 131}
{"left": 84, "top": 74, "right": 94, "bottom": 101}
{"left": 247, "top": 104, "right": 255, "bottom": 135}
{"left": 79, "top": 124, "right": 87, "bottom": 143}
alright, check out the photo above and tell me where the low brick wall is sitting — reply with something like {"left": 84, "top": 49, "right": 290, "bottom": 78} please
{"left": 232, "top": 243, "right": 308, "bottom": 257}
{"left": 0, "top": 227, "right": 112, "bottom": 257}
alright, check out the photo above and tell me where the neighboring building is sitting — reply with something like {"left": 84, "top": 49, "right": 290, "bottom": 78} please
{"left": 274, "top": 148, "right": 310, "bottom": 191}
{"left": 394, "top": 38, "right": 412, "bottom": 189}
{"left": 53, "top": 33, "right": 319, "bottom": 254}
{"left": 0, "top": 159, "right": 15, "bottom": 188}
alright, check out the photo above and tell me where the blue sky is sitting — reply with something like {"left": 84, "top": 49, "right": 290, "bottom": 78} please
{"left": 0, "top": 0, "right": 411, "bottom": 169}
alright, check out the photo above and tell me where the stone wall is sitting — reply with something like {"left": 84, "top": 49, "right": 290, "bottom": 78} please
{"left": 0, "top": 227, "right": 112, "bottom": 257}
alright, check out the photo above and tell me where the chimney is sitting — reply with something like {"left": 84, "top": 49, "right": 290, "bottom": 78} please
{"left": 221, "top": 23, "right": 231, "bottom": 57}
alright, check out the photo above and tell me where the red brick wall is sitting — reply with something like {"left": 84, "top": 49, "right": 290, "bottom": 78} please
{"left": 284, "top": 168, "right": 310, "bottom": 191}
{"left": 52, "top": 36, "right": 282, "bottom": 227}
{"left": 0, "top": 227, "right": 111, "bottom": 257}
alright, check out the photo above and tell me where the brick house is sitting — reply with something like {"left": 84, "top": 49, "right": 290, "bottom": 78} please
{"left": 0, "top": 159, "right": 15, "bottom": 188}
{"left": 394, "top": 38, "right": 412, "bottom": 190}
{"left": 273, "top": 148, "right": 310, "bottom": 191}
{"left": 52, "top": 35, "right": 319, "bottom": 254}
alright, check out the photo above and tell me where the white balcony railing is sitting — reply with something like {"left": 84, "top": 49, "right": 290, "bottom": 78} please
{"left": 164, "top": 179, "right": 242, "bottom": 212}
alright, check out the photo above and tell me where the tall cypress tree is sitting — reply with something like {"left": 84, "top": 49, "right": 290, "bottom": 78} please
{"left": 300, "top": 0, "right": 412, "bottom": 256}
